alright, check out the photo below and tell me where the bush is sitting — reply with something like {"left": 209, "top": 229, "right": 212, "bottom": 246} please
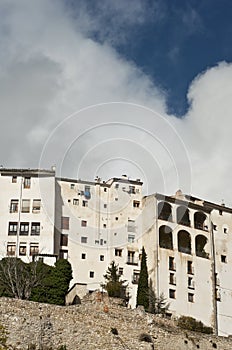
{"left": 177, "top": 316, "right": 213, "bottom": 334}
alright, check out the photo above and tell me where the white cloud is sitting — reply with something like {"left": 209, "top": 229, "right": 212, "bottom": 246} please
{"left": 0, "top": 1, "right": 232, "bottom": 206}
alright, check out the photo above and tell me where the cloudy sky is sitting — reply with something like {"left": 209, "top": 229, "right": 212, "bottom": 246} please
{"left": 1, "top": 0, "right": 232, "bottom": 205}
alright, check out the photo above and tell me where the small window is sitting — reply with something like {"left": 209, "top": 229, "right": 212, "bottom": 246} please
{"left": 68, "top": 199, "right": 71, "bottom": 203}
{"left": 60, "top": 234, "right": 68, "bottom": 246}
{"left": 100, "top": 239, "right": 104, "bottom": 245}
{"left": 95, "top": 240, "right": 99, "bottom": 244}
{"left": 219, "top": 210, "right": 223, "bottom": 216}
{"left": 8, "top": 222, "right": 18, "bottom": 235}
{"left": 20, "top": 222, "right": 29, "bottom": 235}
{"left": 61, "top": 216, "right": 69, "bottom": 230}
{"left": 7, "top": 243, "right": 16, "bottom": 256}
{"left": 32, "top": 199, "right": 41, "bottom": 213}
{"left": 10, "top": 199, "right": 19, "bottom": 213}
{"left": 30, "top": 243, "right": 39, "bottom": 256}
{"left": 104, "top": 204, "right": 107, "bottom": 208}
{"left": 169, "top": 257, "right": 175, "bottom": 271}
{"left": 103, "top": 224, "right": 106, "bottom": 228}
{"left": 187, "top": 261, "right": 194, "bottom": 274}
{"left": 115, "top": 217, "right": 118, "bottom": 221}
{"left": 24, "top": 177, "right": 31, "bottom": 189}
{"left": 70, "top": 183, "right": 75, "bottom": 189}
{"left": 89, "top": 271, "right": 94, "bottom": 278}
{"left": 73, "top": 199, "right": 79, "bottom": 205}
{"left": 115, "top": 198, "right": 118, "bottom": 201}
{"left": 132, "top": 270, "right": 140, "bottom": 284}
{"left": 188, "top": 277, "right": 195, "bottom": 289}
{"left": 31, "top": 222, "right": 40, "bottom": 235}
{"left": 115, "top": 249, "right": 122, "bottom": 257}
{"left": 82, "top": 200, "right": 88, "bottom": 207}
{"left": 59, "top": 250, "right": 68, "bottom": 259}
{"left": 128, "top": 234, "right": 135, "bottom": 243}
{"left": 128, "top": 220, "right": 136, "bottom": 232}
{"left": 188, "top": 293, "right": 194, "bottom": 303}
{"left": 169, "top": 273, "right": 176, "bottom": 285}
{"left": 213, "top": 224, "right": 217, "bottom": 231}
{"left": 81, "top": 220, "right": 87, "bottom": 227}
{"left": 100, "top": 255, "right": 104, "bottom": 261}
{"left": 119, "top": 267, "right": 123, "bottom": 276}
{"left": 81, "top": 253, "right": 86, "bottom": 259}
{"left": 12, "top": 176, "right": 17, "bottom": 183}
{"left": 133, "top": 200, "right": 140, "bottom": 208}
{"left": 169, "top": 289, "right": 176, "bottom": 299}
{"left": 224, "top": 227, "right": 228, "bottom": 234}
{"left": 104, "top": 188, "right": 107, "bottom": 192}
{"left": 129, "top": 186, "right": 135, "bottom": 194}
{"left": 81, "top": 237, "right": 87, "bottom": 244}
{"left": 22, "top": 199, "right": 30, "bottom": 213}
{"left": 115, "top": 184, "right": 119, "bottom": 189}
{"left": 19, "top": 244, "right": 27, "bottom": 256}
{"left": 221, "top": 255, "right": 227, "bottom": 263}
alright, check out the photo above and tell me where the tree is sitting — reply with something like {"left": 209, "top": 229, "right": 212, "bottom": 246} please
{"left": 136, "top": 246, "right": 149, "bottom": 310}
{"left": 103, "top": 261, "right": 127, "bottom": 298}
{"left": 148, "top": 280, "right": 169, "bottom": 314}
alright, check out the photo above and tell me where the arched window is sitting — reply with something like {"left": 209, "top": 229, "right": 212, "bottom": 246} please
{"left": 195, "top": 234, "right": 208, "bottom": 258}
{"left": 158, "top": 202, "right": 172, "bottom": 221}
{"left": 178, "top": 230, "right": 191, "bottom": 254}
{"left": 159, "top": 225, "right": 173, "bottom": 250}
{"left": 177, "top": 206, "right": 190, "bottom": 227}
{"left": 194, "top": 212, "right": 207, "bottom": 231}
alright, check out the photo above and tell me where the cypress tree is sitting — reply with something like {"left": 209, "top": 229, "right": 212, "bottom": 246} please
{"left": 136, "top": 246, "right": 149, "bottom": 310}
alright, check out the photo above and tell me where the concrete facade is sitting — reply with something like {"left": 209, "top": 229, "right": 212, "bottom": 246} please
{"left": 1, "top": 168, "right": 232, "bottom": 336}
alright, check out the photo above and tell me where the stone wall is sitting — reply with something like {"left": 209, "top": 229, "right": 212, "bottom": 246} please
{"left": 0, "top": 295, "right": 231, "bottom": 350}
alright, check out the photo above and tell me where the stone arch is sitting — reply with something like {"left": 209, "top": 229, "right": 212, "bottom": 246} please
{"left": 159, "top": 225, "right": 173, "bottom": 250}
{"left": 158, "top": 201, "right": 172, "bottom": 221}
{"left": 194, "top": 212, "right": 207, "bottom": 231}
{"left": 195, "top": 234, "right": 208, "bottom": 258}
{"left": 177, "top": 206, "right": 190, "bottom": 227}
{"left": 178, "top": 230, "right": 191, "bottom": 254}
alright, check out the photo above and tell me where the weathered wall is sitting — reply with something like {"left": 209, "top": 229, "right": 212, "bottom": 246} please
{"left": 0, "top": 296, "right": 231, "bottom": 350}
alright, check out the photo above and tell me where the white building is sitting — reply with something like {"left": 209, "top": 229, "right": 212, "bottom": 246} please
{"left": 1, "top": 168, "right": 232, "bottom": 336}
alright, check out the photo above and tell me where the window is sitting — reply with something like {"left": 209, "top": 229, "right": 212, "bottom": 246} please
{"left": 219, "top": 210, "right": 223, "bottom": 216}
{"left": 20, "top": 222, "right": 29, "bottom": 235}
{"left": 169, "top": 257, "right": 175, "bottom": 271}
{"left": 8, "top": 222, "right": 18, "bottom": 235}
{"left": 169, "top": 289, "right": 176, "bottom": 299}
{"left": 128, "top": 219, "right": 136, "bottom": 232}
{"left": 81, "top": 237, "right": 87, "bottom": 244}
{"left": 100, "top": 255, "right": 104, "bottom": 261}
{"left": 187, "top": 261, "right": 194, "bottom": 274}
{"left": 115, "top": 184, "right": 119, "bottom": 189}
{"left": 115, "top": 248, "right": 122, "bottom": 257}
{"left": 104, "top": 188, "right": 107, "bottom": 192}
{"left": 221, "top": 255, "right": 227, "bottom": 263}
{"left": 115, "top": 217, "right": 118, "bottom": 221}
{"left": 59, "top": 250, "right": 68, "bottom": 259}
{"left": 19, "top": 243, "right": 27, "bottom": 256}
{"left": 133, "top": 200, "right": 140, "bottom": 208}
{"left": 95, "top": 240, "right": 99, "bottom": 245}
{"left": 60, "top": 234, "right": 68, "bottom": 246}
{"left": 127, "top": 251, "right": 136, "bottom": 265}
{"left": 224, "top": 227, "right": 228, "bottom": 234}
{"left": 12, "top": 176, "right": 17, "bottom": 183}
{"left": 103, "top": 224, "right": 106, "bottom": 228}
{"left": 24, "top": 177, "right": 31, "bottom": 189}
{"left": 7, "top": 243, "right": 16, "bottom": 256}
{"left": 82, "top": 200, "right": 88, "bottom": 207}
{"left": 169, "top": 273, "right": 176, "bottom": 285}
{"left": 104, "top": 204, "right": 107, "bottom": 208}
{"left": 100, "top": 239, "right": 103, "bottom": 245}
{"left": 132, "top": 270, "right": 140, "bottom": 284}
{"left": 89, "top": 271, "right": 94, "bottom": 278}
{"left": 119, "top": 267, "right": 123, "bottom": 276}
{"left": 81, "top": 220, "right": 87, "bottom": 227}
{"left": 10, "top": 199, "right": 19, "bottom": 213}
{"left": 115, "top": 198, "right": 118, "bottom": 201}
{"left": 73, "top": 199, "right": 79, "bottom": 205}
{"left": 61, "top": 216, "right": 69, "bottom": 230}
{"left": 188, "top": 277, "right": 195, "bottom": 289}
{"left": 70, "top": 183, "right": 75, "bottom": 189}
{"left": 30, "top": 243, "right": 39, "bottom": 256}
{"left": 188, "top": 293, "right": 194, "bottom": 303}
{"left": 68, "top": 199, "right": 71, "bottom": 203}
{"left": 128, "top": 234, "right": 135, "bottom": 243}
{"left": 159, "top": 226, "right": 173, "bottom": 250}
{"left": 31, "top": 222, "right": 40, "bottom": 235}
{"left": 213, "top": 224, "right": 217, "bottom": 231}
{"left": 129, "top": 186, "right": 135, "bottom": 194}
{"left": 84, "top": 186, "right": 91, "bottom": 199}
{"left": 21, "top": 199, "right": 30, "bottom": 213}
{"left": 81, "top": 253, "right": 86, "bottom": 259}
{"left": 216, "top": 289, "right": 221, "bottom": 301}
{"left": 32, "top": 199, "right": 41, "bottom": 213}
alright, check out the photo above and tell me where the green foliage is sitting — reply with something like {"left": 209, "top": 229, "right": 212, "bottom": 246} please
{"left": 148, "top": 280, "right": 169, "bottom": 314}
{"left": 103, "top": 261, "right": 127, "bottom": 298}
{"left": 136, "top": 247, "right": 149, "bottom": 310}
{"left": 177, "top": 316, "right": 213, "bottom": 334}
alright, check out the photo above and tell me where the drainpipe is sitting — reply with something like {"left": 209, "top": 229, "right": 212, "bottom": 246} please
{"left": 210, "top": 213, "right": 218, "bottom": 335}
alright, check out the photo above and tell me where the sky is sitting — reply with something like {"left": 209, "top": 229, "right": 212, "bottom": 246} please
{"left": 1, "top": 0, "right": 232, "bottom": 206}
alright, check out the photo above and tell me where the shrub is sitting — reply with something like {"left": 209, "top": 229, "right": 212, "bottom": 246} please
{"left": 177, "top": 316, "right": 213, "bottom": 334}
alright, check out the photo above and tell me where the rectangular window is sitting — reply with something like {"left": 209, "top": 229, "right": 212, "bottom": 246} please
{"left": 169, "top": 273, "right": 176, "bottom": 285}
{"left": 73, "top": 198, "right": 79, "bottom": 205}
{"left": 20, "top": 222, "right": 29, "bottom": 235}
{"left": 60, "top": 234, "right": 68, "bottom": 246}
{"left": 224, "top": 227, "right": 228, "bottom": 234}
{"left": 95, "top": 240, "right": 99, "bottom": 244}
{"left": 82, "top": 200, "right": 88, "bottom": 207}
{"left": 127, "top": 251, "right": 136, "bottom": 265}
{"left": 213, "top": 224, "right": 217, "bottom": 231}
{"left": 103, "top": 224, "right": 106, "bottom": 228}
{"left": 104, "top": 188, "right": 107, "bottom": 192}
{"left": 129, "top": 185, "right": 135, "bottom": 194}
{"left": 133, "top": 200, "right": 140, "bottom": 208}
{"left": 221, "top": 255, "right": 227, "bottom": 263}
{"left": 32, "top": 199, "right": 41, "bottom": 213}
{"left": 7, "top": 243, "right": 16, "bottom": 256}
{"left": 8, "top": 222, "right": 18, "bottom": 235}
{"left": 119, "top": 267, "right": 123, "bottom": 276}
{"left": 115, "top": 183, "right": 119, "bottom": 189}
{"left": 31, "top": 222, "right": 40, "bottom": 235}
{"left": 59, "top": 250, "right": 68, "bottom": 259}
{"left": 19, "top": 243, "right": 27, "bottom": 256}
{"left": 21, "top": 199, "right": 30, "bottom": 213}
{"left": 81, "top": 237, "right": 87, "bottom": 244}
{"left": 128, "top": 234, "right": 135, "bottom": 243}
{"left": 81, "top": 253, "right": 86, "bottom": 259}
{"left": 12, "top": 176, "right": 17, "bottom": 183}
{"left": 61, "top": 216, "right": 69, "bottom": 230}
{"left": 188, "top": 293, "right": 194, "bottom": 303}
{"left": 132, "top": 270, "right": 140, "bottom": 284}
{"left": 104, "top": 204, "right": 107, "bottom": 208}
{"left": 24, "top": 177, "right": 31, "bottom": 189}
{"left": 30, "top": 243, "right": 39, "bottom": 256}
{"left": 81, "top": 220, "right": 87, "bottom": 227}
{"left": 188, "top": 277, "right": 195, "bottom": 289}
{"left": 187, "top": 261, "right": 194, "bottom": 274}
{"left": 115, "top": 249, "right": 122, "bottom": 257}
{"left": 84, "top": 185, "right": 91, "bottom": 199}
{"left": 90, "top": 271, "right": 94, "bottom": 278}
{"left": 70, "top": 183, "right": 75, "bottom": 189}
{"left": 169, "top": 289, "right": 176, "bottom": 299}
{"left": 128, "top": 219, "right": 136, "bottom": 232}
{"left": 10, "top": 199, "right": 19, "bottom": 213}
{"left": 169, "top": 257, "right": 176, "bottom": 271}
{"left": 100, "top": 255, "right": 104, "bottom": 261}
